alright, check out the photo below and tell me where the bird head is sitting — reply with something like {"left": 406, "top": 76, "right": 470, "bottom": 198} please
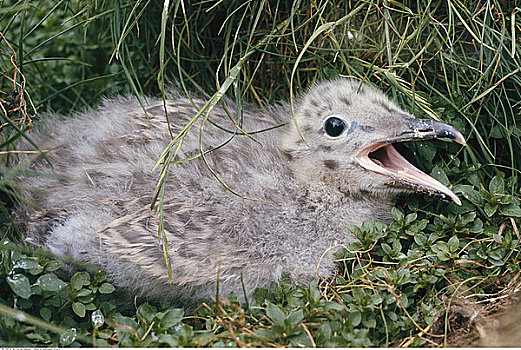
{"left": 279, "top": 79, "right": 466, "bottom": 204}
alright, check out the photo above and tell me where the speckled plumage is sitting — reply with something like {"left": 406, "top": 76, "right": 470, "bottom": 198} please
{"left": 17, "top": 79, "right": 463, "bottom": 306}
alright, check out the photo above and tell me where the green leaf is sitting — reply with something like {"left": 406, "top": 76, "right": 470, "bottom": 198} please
{"left": 381, "top": 243, "right": 393, "bottom": 256}
{"left": 470, "top": 219, "right": 484, "bottom": 233}
{"left": 84, "top": 303, "right": 97, "bottom": 311}
{"left": 287, "top": 309, "right": 304, "bottom": 325}
{"left": 158, "top": 334, "right": 179, "bottom": 347}
{"left": 400, "top": 294, "right": 409, "bottom": 308}
{"left": 7, "top": 273, "right": 32, "bottom": 299}
{"left": 79, "top": 293, "right": 95, "bottom": 304}
{"left": 254, "top": 329, "right": 277, "bottom": 342}
{"left": 371, "top": 294, "right": 383, "bottom": 306}
{"left": 72, "top": 302, "right": 86, "bottom": 317}
{"left": 323, "top": 301, "right": 346, "bottom": 312}
{"left": 414, "top": 233, "right": 427, "bottom": 246}
{"left": 489, "top": 175, "right": 504, "bottom": 194}
{"left": 137, "top": 303, "right": 156, "bottom": 326}
{"left": 416, "top": 141, "right": 437, "bottom": 162}
{"left": 488, "top": 249, "right": 505, "bottom": 266}
{"left": 489, "top": 124, "right": 505, "bottom": 138}
{"left": 432, "top": 242, "right": 450, "bottom": 261}
{"left": 347, "top": 310, "right": 362, "bottom": 327}
{"left": 44, "top": 261, "right": 62, "bottom": 272}
{"left": 391, "top": 207, "right": 404, "bottom": 222}
{"left": 77, "top": 289, "right": 92, "bottom": 297}
{"left": 71, "top": 272, "right": 90, "bottom": 291}
{"left": 98, "top": 282, "right": 115, "bottom": 294}
{"left": 479, "top": 185, "right": 493, "bottom": 201}
{"left": 405, "top": 213, "right": 417, "bottom": 225}
{"left": 310, "top": 283, "right": 321, "bottom": 303}
{"left": 498, "top": 195, "right": 513, "bottom": 204}
{"left": 316, "top": 323, "right": 332, "bottom": 344}
{"left": 484, "top": 203, "right": 498, "bottom": 217}
{"left": 40, "top": 307, "right": 52, "bottom": 321}
{"left": 13, "top": 258, "right": 41, "bottom": 271}
{"left": 363, "top": 318, "right": 377, "bottom": 328}
{"left": 290, "top": 331, "right": 313, "bottom": 347}
{"left": 460, "top": 212, "right": 476, "bottom": 225}
{"left": 254, "top": 288, "right": 275, "bottom": 305}
{"left": 448, "top": 236, "right": 459, "bottom": 251}
{"left": 160, "top": 309, "right": 184, "bottom": 328}
{"left": 273, "top": 274, "right": 293, "bottom": 300}
{"left": 454, "top": 185, "right": 483, "bottom": 205}
{"left": 266, "top": 302, "right": 285, "bottom": 326}
{"left": 430, "top": 165, "right": 449, "bottom": 186}
{"left": 500, "top": 203, "right": 521, "bottom": 217}
{"left": 387, "top": 311, "right": 398, "bottom": 321}
{"left": 114, "top": 315, "right": 139, "bottom": 330}
{"left": 94, "top": 270, "right": 108, "bottom": 284}
{"left": 37, "top": 273, "right": 66, "bottom": 291}
{"left": 17, "top": 297, "right": 33, "bottom": 309}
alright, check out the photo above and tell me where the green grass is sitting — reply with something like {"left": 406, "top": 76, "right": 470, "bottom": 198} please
{"left": 1, "top": 0, "right": 521, "bottom": 347}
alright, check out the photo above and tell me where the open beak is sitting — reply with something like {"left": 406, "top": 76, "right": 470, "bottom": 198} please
{"left": 355, "top": 118, "right": 466, "bottom": 205}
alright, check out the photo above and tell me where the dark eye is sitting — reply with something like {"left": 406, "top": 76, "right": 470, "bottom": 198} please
{"left": 324, "top": 117, "right": 345, "bottom": 137}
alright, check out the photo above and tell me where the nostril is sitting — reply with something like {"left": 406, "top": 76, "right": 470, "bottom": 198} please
{"left": 417, "top": 127, "right": 433, "bottom": 132}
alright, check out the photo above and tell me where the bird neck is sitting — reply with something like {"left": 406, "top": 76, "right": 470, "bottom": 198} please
{"left": 297, "top": 183, "right": 393, "bottom": 229}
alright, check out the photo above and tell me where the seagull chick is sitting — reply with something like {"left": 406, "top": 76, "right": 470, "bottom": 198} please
{"left": 18, "top": 79, "right": 465, "bottom": 306}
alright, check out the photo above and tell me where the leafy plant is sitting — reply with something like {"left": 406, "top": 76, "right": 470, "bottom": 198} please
{"left": 1, "top": 0, "right": 520, "bottom": 347}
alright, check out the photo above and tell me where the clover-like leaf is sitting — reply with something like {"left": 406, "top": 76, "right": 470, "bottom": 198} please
{"left": 484, "top": 203, "right": 498, "bottom": 217}
{"left": 448, "top": 236, "right": 459, "bottom": 252}
{"left": 266, "top": 302, "right": 285, "bottom": 326}
{"left": 287, "top": 309, "right": 304, "bottom": 326}
{"left": 489, "top": 175, "right": 504, "bottom": 194}
{"left": 430, "top": 165, "right": 449, "bottom": 186}
{"left": 37, "top": 273, "right": 66, "bottom": 291}
{"left": 160, "top": 308, "right": 184, "bottom": 328}
{"left": 7, "top": 273, "right": 32, "bottom": 299}
{"left": 347, "top": 310, "right": 362, "bottom": 327}
{"left": 13, "top": 257, "right": 41, "bottom": 271}
{"left": 71, "top": 272, "right": 90, "bottom": 291}
{"left": 40, "top": 307, "right": 52, "bottom": 321}
{"left": 137, "top": 303, "right": 156, "bottom": 326}
{"left": 99, "top": 282, "right": 115, "bottom": 294}
{"left": 454, "top": 184, "right": 483, "bottom": 205}
{"left": 500, "top": 203, "right": 521, "bottom": 217}
{"left": 72, "top": 302, "right": 86, "bottom": 317}
{"left": 391, "top": 207, "right": 404, "bottom": 222}
{"left": 44, "top": 260, "right": 62, "bottom": 272}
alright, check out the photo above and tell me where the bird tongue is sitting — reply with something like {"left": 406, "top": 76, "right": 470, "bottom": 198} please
{"left": 366, "top": 143, "right": 461, "bottom": 205}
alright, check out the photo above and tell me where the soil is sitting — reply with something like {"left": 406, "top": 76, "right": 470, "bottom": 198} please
{"left": 427, "top": 274, "right": 521, "bottom": 347}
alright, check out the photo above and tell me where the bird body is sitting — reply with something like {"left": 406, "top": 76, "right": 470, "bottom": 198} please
{"left": 17, "top": 80, "right": 464, "bottom": 305}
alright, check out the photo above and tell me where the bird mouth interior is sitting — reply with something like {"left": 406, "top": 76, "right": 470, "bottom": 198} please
{"left": 355, "top": 142, "right": 461, "bottom": 205}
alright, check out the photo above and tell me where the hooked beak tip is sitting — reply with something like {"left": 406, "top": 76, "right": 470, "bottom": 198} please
{"left": 428, "top": 119, "right": 467, "bottom": 146}
{"left": 453, "top": 195, "right": 462, "bottom": 206}
{"left": 454, "top": 134, "right": 467, "bottom": 146}
{"left": 453, "top": 130, "right": 467, "bottom": 146}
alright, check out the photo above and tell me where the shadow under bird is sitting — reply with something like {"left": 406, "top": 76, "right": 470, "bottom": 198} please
{"left": 17, "top": 79, "right": 466, "bottom": 306}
